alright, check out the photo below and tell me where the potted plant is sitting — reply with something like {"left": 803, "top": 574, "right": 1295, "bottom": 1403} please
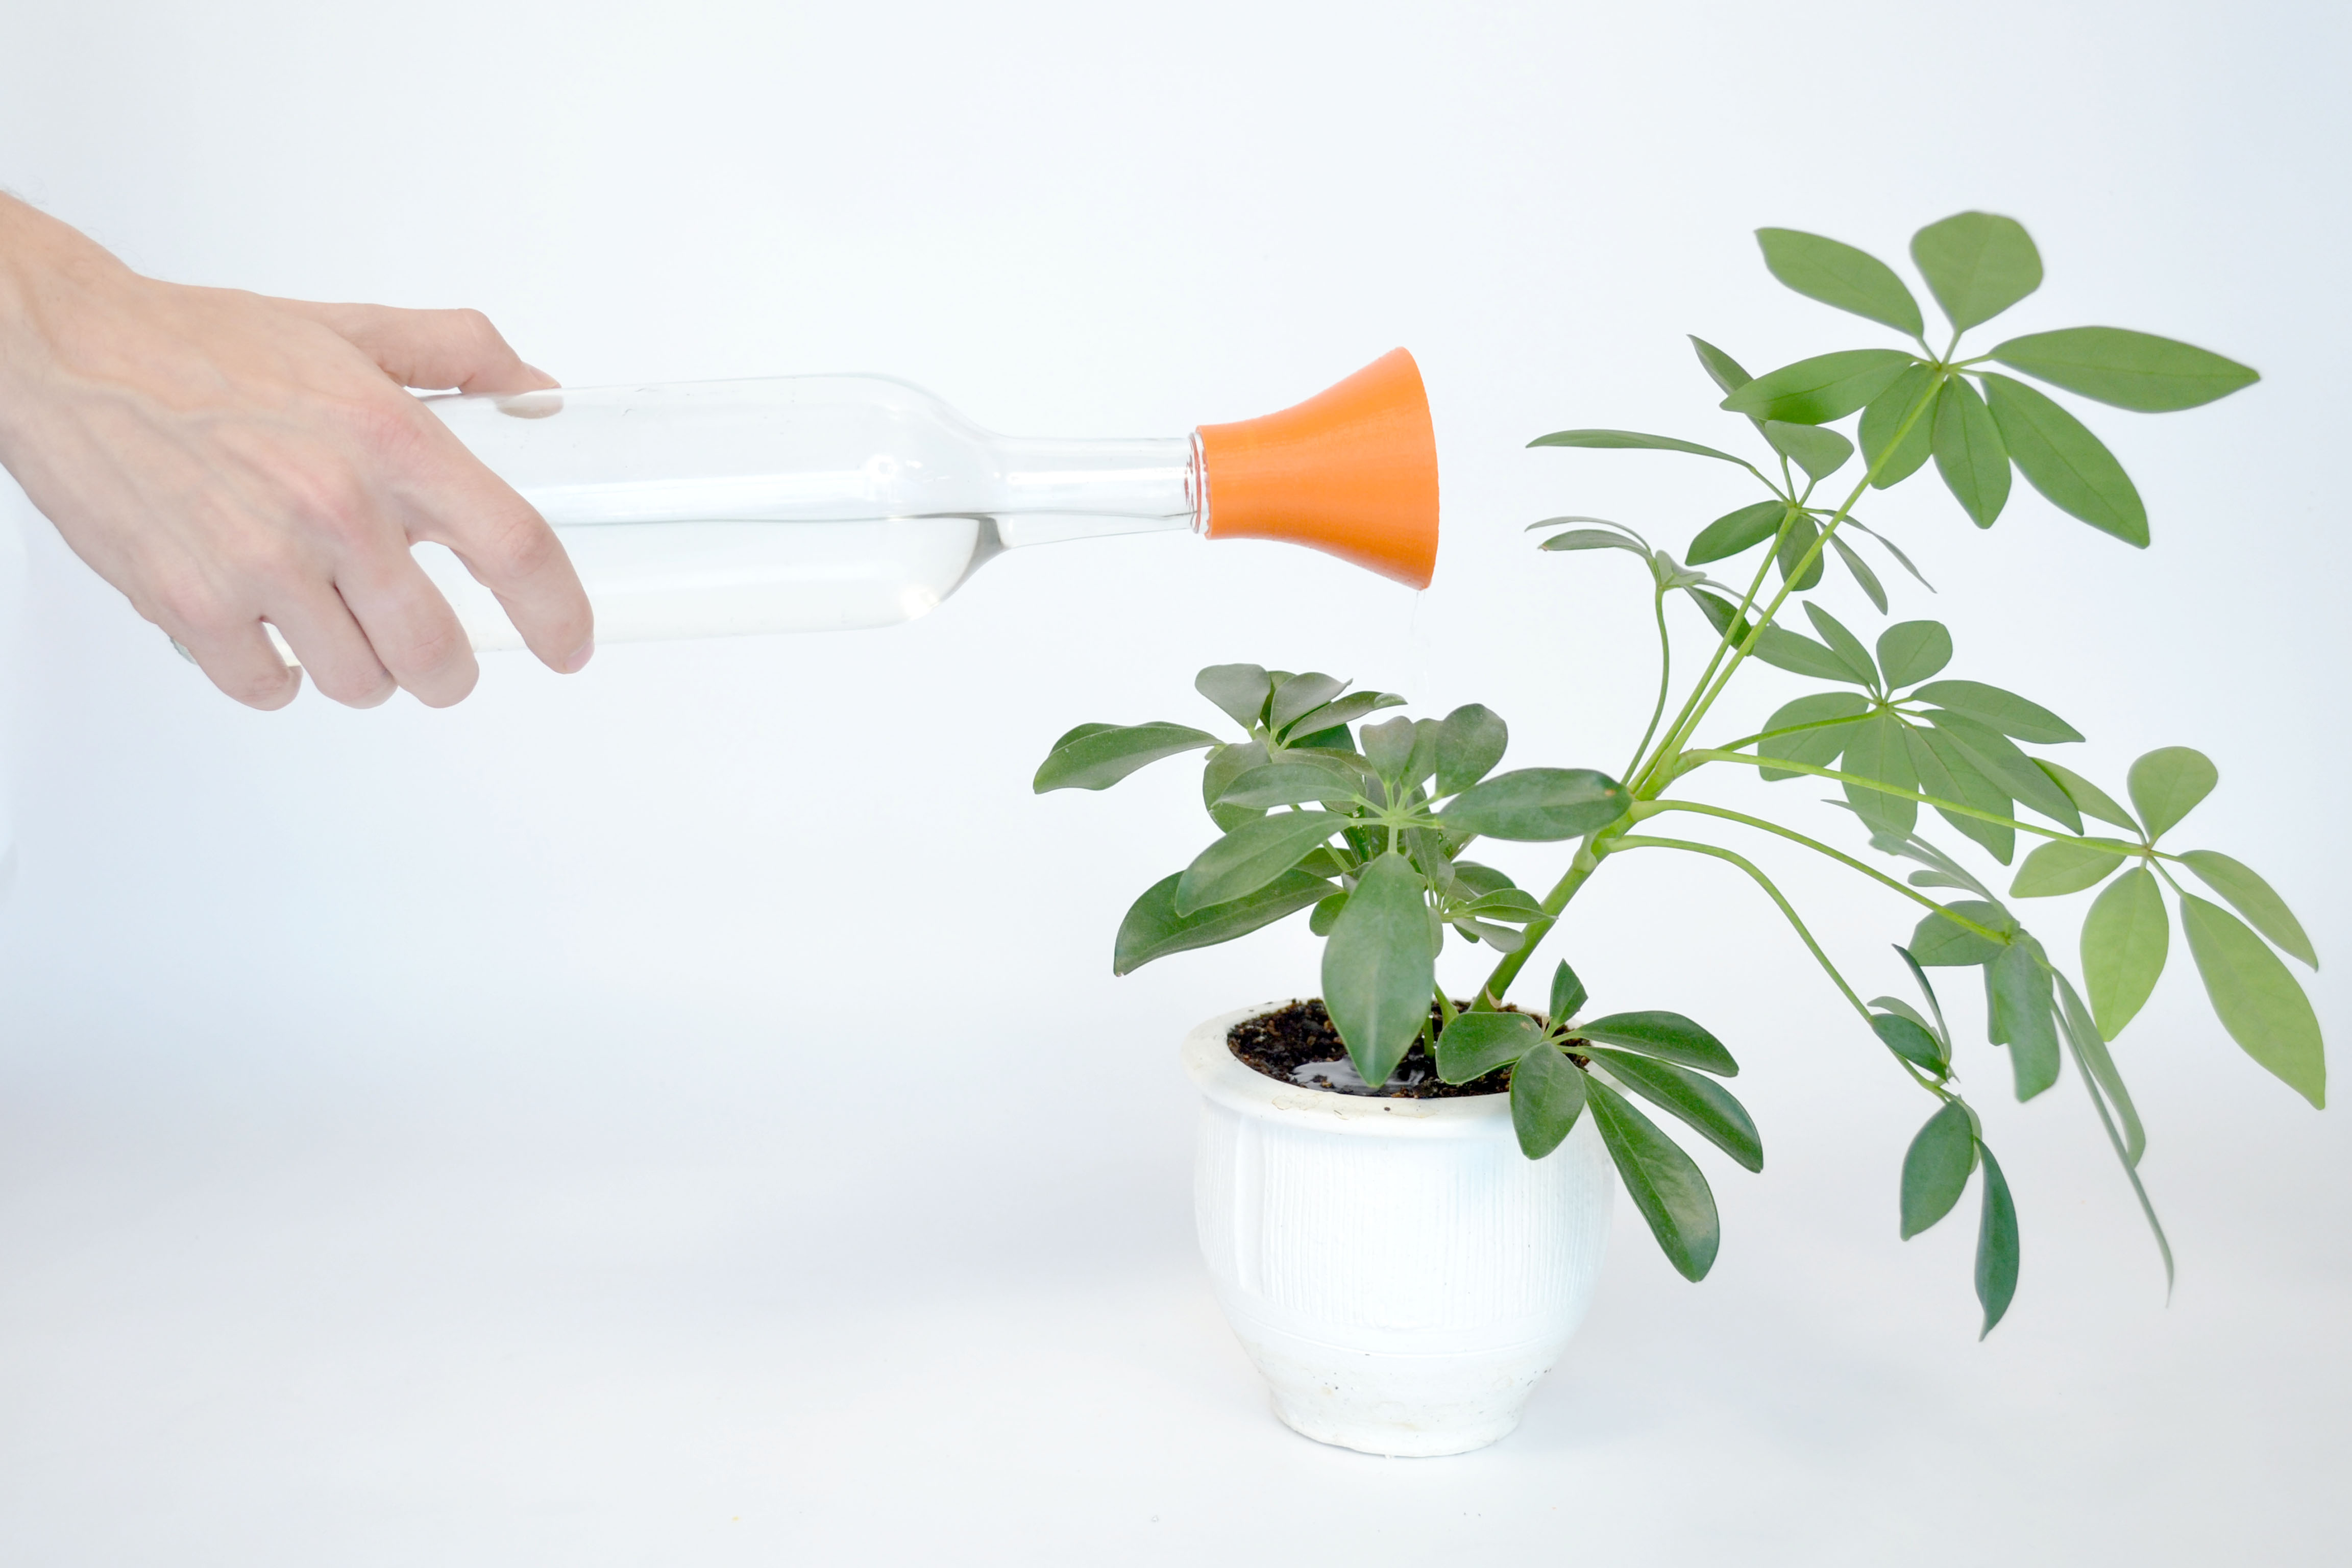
{"left": 1034, "top": 213, "right": 2316, "bottom": 1457}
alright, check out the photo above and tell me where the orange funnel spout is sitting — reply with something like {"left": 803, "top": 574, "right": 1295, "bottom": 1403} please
{"left": 1195, "top": 349, "right": 1439, "bottom": 590}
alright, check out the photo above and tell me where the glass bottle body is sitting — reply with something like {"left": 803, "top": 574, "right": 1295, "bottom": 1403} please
{"left": 421, "top": 376, "right": 1200, "bottom": 648}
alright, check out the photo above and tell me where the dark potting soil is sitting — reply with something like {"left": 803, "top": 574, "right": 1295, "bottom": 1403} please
{"left": 1228, "top": 998, "right": 1523, "bottom": 1098}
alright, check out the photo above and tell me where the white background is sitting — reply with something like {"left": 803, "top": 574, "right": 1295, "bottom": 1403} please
{"left": 3, "top": 2, "right": 2347, "bottom": 1562}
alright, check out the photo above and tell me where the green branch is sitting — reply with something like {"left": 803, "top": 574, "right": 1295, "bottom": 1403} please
{"left": 1633, "top": 372, "right": 1948, "bottom": 795}
{"left": 1633, "top": 799, "right": 2012, "bottom": 942}
{"left": 1603, "top": 834, "right": 1943, "bottom": 1094}
{"left": 1620, "top": 585, "right": 1674, "bottom": 784}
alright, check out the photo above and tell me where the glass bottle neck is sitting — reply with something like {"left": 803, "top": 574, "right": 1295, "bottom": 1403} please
{"left": 989, "top": 434, "right": 1200, "bottom": 549}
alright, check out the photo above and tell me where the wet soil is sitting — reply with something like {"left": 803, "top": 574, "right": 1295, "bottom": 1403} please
{"left": 1227, "top": 997, "right": 1522, "bottom": 1098}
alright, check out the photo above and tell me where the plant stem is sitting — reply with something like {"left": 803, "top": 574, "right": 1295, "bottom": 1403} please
{"left": 1631, "top": 513, "right": 1793, "bottom": 795}
{"left": 1632, "top": 799, "right": 2013, "bottom": 940}
{"left": 1604, "top": 834, "right": 1944, "bottom": 1094}
{"left": 1620, "top": 586, "right": 1673, "bottom": 782}
{"left": 1475, "top": 371, "right": 1948, "bottom": 1009}
{"left": 1634, "top": 373, "right": 1947, "bottom": 794}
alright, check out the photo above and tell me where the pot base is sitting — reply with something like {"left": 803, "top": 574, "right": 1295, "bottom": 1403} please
{"left": 1220, "top": 1298, "right": 1564, "bottom": 1457}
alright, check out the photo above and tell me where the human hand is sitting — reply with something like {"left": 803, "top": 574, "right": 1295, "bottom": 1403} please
{"left": 0, "top": 194, "right": 592, "bottom": 709}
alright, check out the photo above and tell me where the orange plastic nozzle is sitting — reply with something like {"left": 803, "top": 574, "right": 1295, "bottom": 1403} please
{"left": 1195, "top": 348, "right": 1438, "bottom": 590}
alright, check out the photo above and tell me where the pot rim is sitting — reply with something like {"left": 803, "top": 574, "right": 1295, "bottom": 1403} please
{"left": 1182, "top": 1001, "right": 1514, "bottom": 1140}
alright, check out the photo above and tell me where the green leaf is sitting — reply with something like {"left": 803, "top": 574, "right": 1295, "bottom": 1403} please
{"left": 1034, "top": 721, "right": 1220, "bottom": 792}
{"left": 1904, "top": 724, "right": 2014, "bottom": 864}
{"left": 1576, "top": 1011, "right": 1737, "bottom": 1075}
{"left": 1899, "top": 1101, "right": 1975, "bottom": 1239}
{"left": 1988, "top": 327, "right": 2260, "bottom": 412}
{"left": 1442, "top": 767, "right": 1628, "bottom": 842}
{"left": 1360, "top": 716, "right": 1417, "bottom": 781}
{"left": 1876, "top": 620, "right": 1952, "bottom": 689}
{"left": 2054, "top": 972, "right": 2146, "bottom": 1167}
{"left": 1202, "top": 739, "right": 1269, "bottom": 830}
{"left": 1687, "top": 500, "right": 1790, "bottom": 565}
{"left": 2081, "top": 867, "right": 2168, "bottom": 1040}
{"left": 1829, "top": 533, "right": 1888, "bottom": 613}
{"left": 1549, "top": 961, "right": 1587, "bottom": 1024}
{"left": 2175, "top": 850, "right": 2315, "bottom": 968}
{"left": 1528, "top": 429, "right": 1754, "bottom": 468}
{"left": 1215, "top": 761, "right": 1364, "bottom": 810}
{"left": 1842, "top": 712, "right": 1918, "bottom": 837}
{"left": 1990, "top": 942, "right": 2062, "bottom": 1100}
{"left": 2127, "top": 746, "right": 2217, "bottom": 841}
{"left": 1308, "top": 890, "right": 1347, "bottom": 936}
{"left": 1858, "top": 363, "right": 1941, "bottom": 488}
{"left": 1774, "top": 511, "right": 1825, "bottom": 591}
{"left": 1586, "top": 1047, "right": 1762, "bottom": 1171}
{"left": 1291, "top": 724, "right": 1357, "bottom": 755}
{"left": 1687, "top": 588, "right": 1755, "bottom": 646}
{"left": 1895, "top": 944, "right": 1953, "bottom": 1040}
{"left": 1437, "top": 1009, "right": 1545, "bottom": 1083}
{"left": 1540, "top": 528, "right": 1651, "bottom": 556}
{"left": 1910, "top": 211, "right": 2043, "bottom": 332}
{"left": 1449, "top": 860, "right": 1514, "bottom": 898}
{"left": 1805, "top": 602, "right": 1879, "bottom": 689}
{"left": 1754, "top": 227, "right": 1924, "bottom": 335}
{"left": 1321, "top": 852, "right": 1438, "bottom": 1087}
{"left": 2011, "top": 837, "right": 2133, "bottom": 897}
{"left": 1979, "top": 373, "right": 2148, "bottom": 546}
{"left": 1509, "top": 1043, "right": 1590, "bottom": 1159}
{"left": 2180, "top": 894, "right": 2326, "bottom": 1108}
{"left": 1403, "top": 719, "right": 1443, "bottom": 790}
{"left": 1926, "top": 713, "right": 2082, "bottom": 830}
{"left": 1112, "top": 868, "right": 1332, "bottom": 976}
{"left": 1757, "top": 691, "right": 1870, "bottom": 781}
{"left": 1974, "top": 1144, "right": 2020, "bottom": 1337}
{"left": 1910, "top": 899, "right": 2015, "bottom": 967}
{"left": 1195, "top": 664, "right": 1272, "bottom": 729}
{"left": 1434, "top": 704, "right": 1509, "bottom": 795}
{"left": 1720, "top": 349, "right": 1917, "bottom": 425}
{"left": 1931, "top": 378, "right": 2011, "bottom": 528}
{"left": 2035, "top": 759, "right": 2137, "bottom": 831}
{"left": 1874, "top": 1011, "right": 1948, "bottom": 1072}
{"left": 1763, "top": 421, "right": 1853, "bottom": 482}
{"left": 1847, "top": 519, "right": 1936, "bottom": 592}
{"left": 1912, "top": 681, "right": 2082, "bottom": 744}
{"left": 1688, "top": 335, "right": 1754, "bottom": 398}
{"left": 1750, "top": 623, "right": 1866, "bottom": 683}
{"left": 1286, "top": 690, "right": 1406, "bottom": 737}
{"left": 1267, "top": 673, "right": 1347, "bottom": 736}
{"left": 1587, "top": 1080, "right": 1721, "bottom": 1282}
{"left": 1461, "top": 888, "right": 1544, "bottom": 922}
{"left": 1174, "top": 811, "right": 1349, "bottom": 915}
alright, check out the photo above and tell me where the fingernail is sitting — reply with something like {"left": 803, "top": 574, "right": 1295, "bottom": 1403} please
{"left": 562, "top": 636, "right": 595, "bottom": 674}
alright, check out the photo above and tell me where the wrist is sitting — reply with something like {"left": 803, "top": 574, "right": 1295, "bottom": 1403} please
{"left": 0, "top": 194, "right": 128, "bottom": 448}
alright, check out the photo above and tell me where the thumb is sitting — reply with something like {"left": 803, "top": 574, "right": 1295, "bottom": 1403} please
{"left": 272, "top": 300, "right": 558, "bottom": 395}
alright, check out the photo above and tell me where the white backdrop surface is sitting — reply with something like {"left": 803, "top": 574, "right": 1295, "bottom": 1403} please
{"left": 2, "top": 2, "right": 2347, "bottom": 1563}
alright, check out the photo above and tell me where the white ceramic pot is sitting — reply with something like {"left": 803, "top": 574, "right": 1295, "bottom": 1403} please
{"left": 1183, "top": 1003, "right": 1615, "bottom": 1457}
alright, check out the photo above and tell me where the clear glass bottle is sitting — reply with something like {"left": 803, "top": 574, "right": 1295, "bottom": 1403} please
{"left": 413, "top": 349, "right": 1438, "bottom": 649}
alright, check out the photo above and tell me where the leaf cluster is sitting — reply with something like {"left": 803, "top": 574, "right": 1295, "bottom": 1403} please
{"left": 1434, "top": 961, "right": 1758, "bottom": 1281}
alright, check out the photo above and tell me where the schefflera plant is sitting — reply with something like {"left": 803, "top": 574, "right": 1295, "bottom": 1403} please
{"left": 1038, "top": 213, "right": 2321, "bottom": 1337}
{"left": 1034, "top": 668, "right": 1760, "bottom": 1283}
